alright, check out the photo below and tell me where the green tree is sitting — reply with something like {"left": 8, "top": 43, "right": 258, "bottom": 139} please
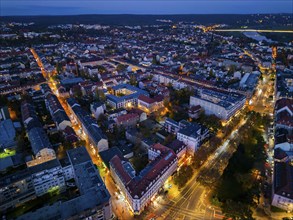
{"left": 222, "top": 200, "right": 254, "bottom": 220}
{"left": 228, "top": 65, "right": 236, "bottom": 75}
{"left": 129, "top": 75, "right": 137, "bottom": 86}
{"left": 209, "top": 69, "right": 215, "bottom": 78}
{"left": 95, "top": 89, "right": 106, "bottom": 102}
{"left": 116, "top": 64, "right": 127, "bottom": 72}
{"left": 56, "top": 62, "right": 62, "bottom": 74}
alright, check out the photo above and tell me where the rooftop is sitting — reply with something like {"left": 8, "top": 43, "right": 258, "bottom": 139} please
{"left": 110, "top": 144, "right": 177, "bottom": 198}
{"left": 67, "top": 146, "right": 91, "bottom": 166}
{"left": 274, "top": 162, "right": 293, "bottom": 199}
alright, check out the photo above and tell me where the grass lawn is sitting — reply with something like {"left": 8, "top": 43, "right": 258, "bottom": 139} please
{"left": 0, "top": 149, "right": 16, "bottom": 159}
{"left": 270, "top": 205, "right": 286, "bottom": 213}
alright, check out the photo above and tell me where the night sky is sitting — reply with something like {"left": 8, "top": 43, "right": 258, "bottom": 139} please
{"left": 1, "top": 0, "right": 292, "bottom": 16}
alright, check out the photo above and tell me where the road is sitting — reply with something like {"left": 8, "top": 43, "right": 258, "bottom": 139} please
{"left": 144, "top": 118, "right": 248, "bottom": 220}
{"left": 31, "top": 48, "right": 134, "bottom": 220}
{"left": 248, "top": 70, "right": 275, "bottom": 115}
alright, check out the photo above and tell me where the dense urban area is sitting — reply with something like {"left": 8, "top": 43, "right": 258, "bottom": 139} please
{"left": 0, "top": 13, "right": 292, "bottom": 220}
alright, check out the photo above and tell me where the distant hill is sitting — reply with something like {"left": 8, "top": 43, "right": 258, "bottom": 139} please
{"left": 1, "top": 14, "right": 291, "bottom": 27}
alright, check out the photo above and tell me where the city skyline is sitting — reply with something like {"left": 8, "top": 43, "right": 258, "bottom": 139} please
{"left": 0, "top": 1, "right": 292, "bottom": 219}
{"left": 1, "top": 0, "right": 292, "bottom": 16}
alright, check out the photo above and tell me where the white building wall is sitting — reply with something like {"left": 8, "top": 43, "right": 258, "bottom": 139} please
{"left": 32, "top": 167, "right": 66, "bottom": 196}
{"left": 272, "top": 194, "right": 293, "bottom": 212}
{"left": 58, "top": 120, "right": 72, "bottom": 131}
{"left": 190, "top": 96, "right": 228, "bottom": 120}
{"left": 110, "top": 157, "right": 178, "bottom": 214}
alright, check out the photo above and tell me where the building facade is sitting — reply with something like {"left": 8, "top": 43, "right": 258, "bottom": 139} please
{"left": 68, "top": 98, "right": 108, "bottom": 152}
{"left": 106, "top": 84, "right": 149, "bottom": 109}
{"left": 110, "top": 144, "right": 177, "bottom": 214}
{"left": 190, "top": 89, "right": 246, "bottom": 121}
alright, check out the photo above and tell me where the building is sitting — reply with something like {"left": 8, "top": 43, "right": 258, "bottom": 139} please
{"left": 164, "top": 118, "right": 189, "bottom": 134}
{"left": 91, "top": 101, "right": 106, "bottom": 119}
{"left": 60, "top": 77, "right": 84, "bottom": 89}
{"left": 62, "top": 126, "right": 78, "bottom": 143}
{"left": 166, "top": 140, "right": 187, "bottom": 159}
{"left": 0, "top": 158, "right": 67, "bottom": 212}
{"left": 190, "top": 89, "right": 246, "bottom": 121}
{"left": 129, "top": 108, "right": 147, "bottom": 122}
{"left": 177, "top": 123, "right": 209, "bottom": 154}
{"left": 21, "top": 101, "right": 39, "bottom": 127}
{"left": 43, "top": 90, "right": 71, "bottom": 131}
{"left": 116, "top": 113, "right": 140, "bottom": 128}
{"left": 110, "top": 143, "right": 177, "bottom": 214}
{"left": 65, "top": 147, "right": 112, "bottom": 219}
{"left": 30, "top": 159, "right": 66, "bottom": 197}
{"left": 137, "top": 95, "right": 164, "bottom": 113}
{"left": 0, "top": 119, "right": 16, "bottom": 149}
{"left": 0, "top": 168, "right": 35, "bottom": 212}
{"left": 271, "top": 162, "right": 293, "bottom": 212}
{"left": 188, "top": 105, "right": 202, "bottom": 119}
{"left": 275, "top": 98, "right": 293, "bottom": 135}
{"left": 67, "top": 98, "right": 108, "bottom": 152}
{"left": 0, "top": 106, "right": 10, "bottom": 121}
{"left": 106, "top": 84, "right": 149, "bottom": 109}
{"left": 17, "top": 147, "right": 112, "bottom": 219}
{"left": 21, "top": 101, "right": 56, "bottom": 167}
{"left": 107, "top": 108, "right": 127, "bottom": 121}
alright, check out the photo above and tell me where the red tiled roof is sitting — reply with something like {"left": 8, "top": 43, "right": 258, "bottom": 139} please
{"left": 138, "top": 95, "right": 155, "bottom": 104}
{"left": 128, "top": 148, "right": 176, "bottom": 198}
{"left": 276, "top": 111, "right": 293, "bottom": 127}
{"left": 153, "top": 95, "right": 164, "bottom": 102}
{"left": 129, "top": 108, "right": 144, "bottom": 115}
{"left": 117, "top": 113, "right": 139, "bottom": 124}
{"left": 275, "top": 98, "right": 293, "bottom": 113}
{"left": 150, "top": 143, "right": 169, "bottom": 154}
{"left": 110, "top": 144, "right": 177, "bottom": 198}
{"left": 110, "top": 155, "right": 132, "bottom": 184}
{"left": 95, "top": 81, "right": 103, "bottom": 87}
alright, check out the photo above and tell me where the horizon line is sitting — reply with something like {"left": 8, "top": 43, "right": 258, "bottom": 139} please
{"left": 1, "top": 12, "right": 292, "bottom": 17}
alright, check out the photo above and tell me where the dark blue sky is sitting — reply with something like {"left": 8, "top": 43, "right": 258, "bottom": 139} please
{"left": 1, "top": 0, "right": 292, "bottom": 16}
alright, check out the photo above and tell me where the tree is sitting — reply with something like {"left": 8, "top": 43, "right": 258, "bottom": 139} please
{"left": 228, "top": 65, "right": 236, "bottom": 75}
{"left": 116, "top": 64, "right": 127, "bottom": 72}
{"left": 129, "top": 75, "right": 137, "bottom": 86}
{"left": 56, "top": 62, "right": 62, "bottom": 74}
{"left": 0, "top": 95, "right": 8, "bottom": 106}
{"left": 75, "top": 140, "right": 86, "bottom": 147}
{"left": 209, "top": 69, "right": 215, "bottom": 78}
{"left": 95, "top": 89, "right": 106, "bottom": 102}
{"left": 163, "top": 134, "right": 175, "bottom": 146}
{"left": 221, "top": 200, "right": 254, "bottom": 220}
{"left": 173, "top": 165, "right": 194, "bottom": 188}
{"left": 97, "top": 65, "right": 107, "bottom": 73}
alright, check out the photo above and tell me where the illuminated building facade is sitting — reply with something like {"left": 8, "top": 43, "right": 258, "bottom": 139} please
{"left": 106, "top": 84, "right": 149, "bottom": 109}
{"left": 110, "top": 143, "right": 177, "bottom": 214}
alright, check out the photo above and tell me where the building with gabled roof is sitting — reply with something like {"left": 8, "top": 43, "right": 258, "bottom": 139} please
{"left": 67, "top": 98, "right": 108, "bottom": 152}
{"left": 177, "top": 122, "right": 209, "bottom": 154}
{"left": 271, "top": 162, "right": 293, "bottom": 212}
{"left": 109, "top": 143, "right": 177, "bottom": 214}
{"left": 275, "top": 98, "right": 293, "bottom": 135}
